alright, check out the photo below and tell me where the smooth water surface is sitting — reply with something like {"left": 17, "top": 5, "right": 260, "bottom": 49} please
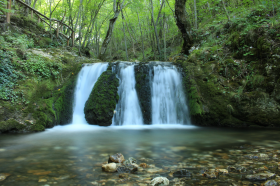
{"left": 0, "top": 127, "right": 280, "bottom": 185}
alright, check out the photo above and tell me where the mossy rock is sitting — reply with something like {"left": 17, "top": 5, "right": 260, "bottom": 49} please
{"left": 134, "top": 63, "right": 152, "bottom": 124}
{"left": 0, "top": 119, "right": 27, "bottom": 133}
{"left": 84, "top": 68, "right": 119, "bottom": 126}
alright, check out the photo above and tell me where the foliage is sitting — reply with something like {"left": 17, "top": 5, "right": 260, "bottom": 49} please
{"left": 0, "top": 50, "right": 26, "bottom": 103}
{"left": 23, "top": 55, "right": 62, "bottom": 80}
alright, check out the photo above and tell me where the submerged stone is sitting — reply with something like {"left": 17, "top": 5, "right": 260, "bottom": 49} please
{"left": 0, "top": 173, "right": 11, "bottom": 181}
{"left": 245, "top": 173, "right": 275, "bottom": 181}
{"left": 108, "top": 153, "right": 125, "bottom": 163}
{"left": 102, "top": 163, "right": 117, "bottom": 173}
{"left": 173, "top": 169, "right": 192, "bottom": 178}
{"left": 264, "top": 180, "right": 278, "bottom": 186}
{"left": 150, "top": 177, "right": 169, "bottom": 186}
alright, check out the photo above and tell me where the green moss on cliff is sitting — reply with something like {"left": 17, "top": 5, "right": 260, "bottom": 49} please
{"left": 0, "top": 119, "right": 27, "bottom": 133}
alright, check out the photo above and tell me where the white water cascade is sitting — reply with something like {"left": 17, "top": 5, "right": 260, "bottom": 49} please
{"left": 112, "top": 63, "right": 144, "bottom": 125}
{"left": 151, "top": 63, "right": 190, "bottom": 124}
{"left": 72, "top": 63, "right": 108, "bottom": 125}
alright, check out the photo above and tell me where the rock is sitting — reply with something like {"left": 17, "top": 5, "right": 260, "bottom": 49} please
{"left": 217, "top": 169, "right": 228, "bottom": 174}
{"left": 38, "top": 179, "right": 47, "bottom": 182}
{"left": 0, "top": 173, "right": 11, "bottom": 181}
{"left": 84, "top": 66, "right": 119, "bottom": 126}
{"left": 117, "top": 164, "right": 138, "bottom": 174}
{"left": 203, "top": 171, "right": 218, "bottom": 179}
{"left": 108, "top": 153, "right": 125, "bottom": 163}
{"left": 139, "top": 163, "right": 148, "bottom": 168}
{"left": 259, "top": 153, "right": 269, "bottom": 158}
{"left": 228, "top": 166, "right": 246, "bottom": 173}
{"left": 119, "top": 173, "right": 129, "bottom": 179}
{"left": 134, "top": 63, "right": 152, "bottom": 124}
{"left": 173, "top": 169, "right": 192, "bottom": 178}
{"left": 146, "top": 167, "right": 163, "bottom": 174}
{"left": 264, "top": 180, "right": 278, "bottom": 186}
{"left": 245, "top": 173, "right": 275, "bottom": 181}
{"left": 102, "top": 163, "right": 117, "bottom": 173}
{"left": 150, "top": 177, "right": 169, "bottom": 186}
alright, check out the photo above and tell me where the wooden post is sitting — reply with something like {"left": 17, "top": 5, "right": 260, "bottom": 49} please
{"left": 6, "top": 0, "right": 12, "bottom": 23}
{"left": 67, "top": 38, "right": 70, "bottom": 47}
{"left": 38, "top": 17, "right": 41, "bottom": 23}
{"left": 56, "top": 22, "right": 60, "bottom": 38}
{"left": 31, "top": 10, "right": 33, "bottom": 18}
{"left": 72, "top": 31, "right": 75, "bottom": 47}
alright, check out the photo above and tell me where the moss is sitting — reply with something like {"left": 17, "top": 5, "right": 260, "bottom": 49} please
{"left": 38, "top": 38, "right": 52, "bottom": 48}
{"left": 84, "top": 67, "right": 119, "bottom": 126}
{"left": 135, "top": 63, "right": 152, "bottom": 124}
{"left": 0, "top": 119, "right": 26, "bottom": 133}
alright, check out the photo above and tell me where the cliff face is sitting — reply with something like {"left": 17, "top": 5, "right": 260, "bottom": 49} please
{"left": 176, "top": 10, "right": 280, "bottom": 127}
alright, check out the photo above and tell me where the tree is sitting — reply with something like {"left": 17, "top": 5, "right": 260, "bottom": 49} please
{"left": 98, "top": 0, "right": 126, "bottom": 61}
{"left": 175, "top": 0, "right": 193, "bottom": 55}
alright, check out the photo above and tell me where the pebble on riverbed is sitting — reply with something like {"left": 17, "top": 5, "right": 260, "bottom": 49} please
{"left": 150, "top": 177, "right": 169, "bottom": 186}
{"left": 108, "top": 153, "right": 125, "bottom": 163}
{"left": 0, "top": 173, "right": 11, "bottom": 181}
{"left": 102, "top": 154, "right": 139, "bottom": 174}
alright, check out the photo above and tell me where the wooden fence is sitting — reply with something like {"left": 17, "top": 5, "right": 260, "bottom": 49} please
{"left": 6, "top": 0, "right": 74, "bottom": 47}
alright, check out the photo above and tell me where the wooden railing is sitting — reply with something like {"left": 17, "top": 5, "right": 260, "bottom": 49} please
{"left": 6, "top": 0, "right": 74, "bottom": 47}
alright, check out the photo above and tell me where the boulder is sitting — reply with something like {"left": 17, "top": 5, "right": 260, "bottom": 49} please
{"left": 84, "top": 68, "right": 119, "bottom": 126}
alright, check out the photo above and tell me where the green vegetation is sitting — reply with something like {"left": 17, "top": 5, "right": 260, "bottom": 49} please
{"left": 1, "top": 0, "right": 280, "bottom": 131}
{"left": 177, "top": 2, "right": 280, "bottom": 127}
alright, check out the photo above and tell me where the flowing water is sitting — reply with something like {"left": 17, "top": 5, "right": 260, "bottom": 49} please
{"left": 0, "top": 62, "right": 280, "bottom": 185}
{"left": 72, "top": 63, "right": 108, "bottom": 125}
{"left": 151, "top": 63, "right": 190, "bottom": 124}
{"left": 112, "top": 62, "right": 143, "bottom": 126}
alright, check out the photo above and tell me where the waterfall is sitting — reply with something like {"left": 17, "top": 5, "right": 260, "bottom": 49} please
{"left": 112, "top": 63, "right": 144, "bottom": 125}
{"left": 72, "top": 63, "right": 108, "bottom": 125}
{"left": 151, "top": 63, "right": 190, "bottom": 124}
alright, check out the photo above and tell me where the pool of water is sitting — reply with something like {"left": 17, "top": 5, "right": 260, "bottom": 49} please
{"left": 0, "top": 125, "right": 280, "bottom": 185}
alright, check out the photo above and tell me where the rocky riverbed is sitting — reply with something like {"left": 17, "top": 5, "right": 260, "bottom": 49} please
{"left": 0, "top": 129, "right": 280, "bottom": 186}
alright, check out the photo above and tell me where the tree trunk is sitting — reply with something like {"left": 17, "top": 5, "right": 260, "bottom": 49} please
{"left": 49, "top": 0, "right": 52, "bottom": 41}
{"left": 98, "top": 0, "right": 125, "bottom": 60}
{"left": 121, "top": 11, "right": 129, "bottom": 61}
{"left": 137, "top": 10, "right": 145, "bottom": 60}
{"left": 150, "top": 0, "right": 161, "bottom": 58}
{"left": 194, "top": 0, "right": 197, "bottom": 29}
{"left": 175, "top": 0, "right": 193, "bottom": 55}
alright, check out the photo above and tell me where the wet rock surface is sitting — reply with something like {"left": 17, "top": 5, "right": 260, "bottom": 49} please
{"left": 134, "top": 63, "right": 152, "bottom": 124}
{"left": 108, "top": 153, "right": 125, "bottom": 163}
{"left": 0, "top": 173, "right": 11, "bottom": 181}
